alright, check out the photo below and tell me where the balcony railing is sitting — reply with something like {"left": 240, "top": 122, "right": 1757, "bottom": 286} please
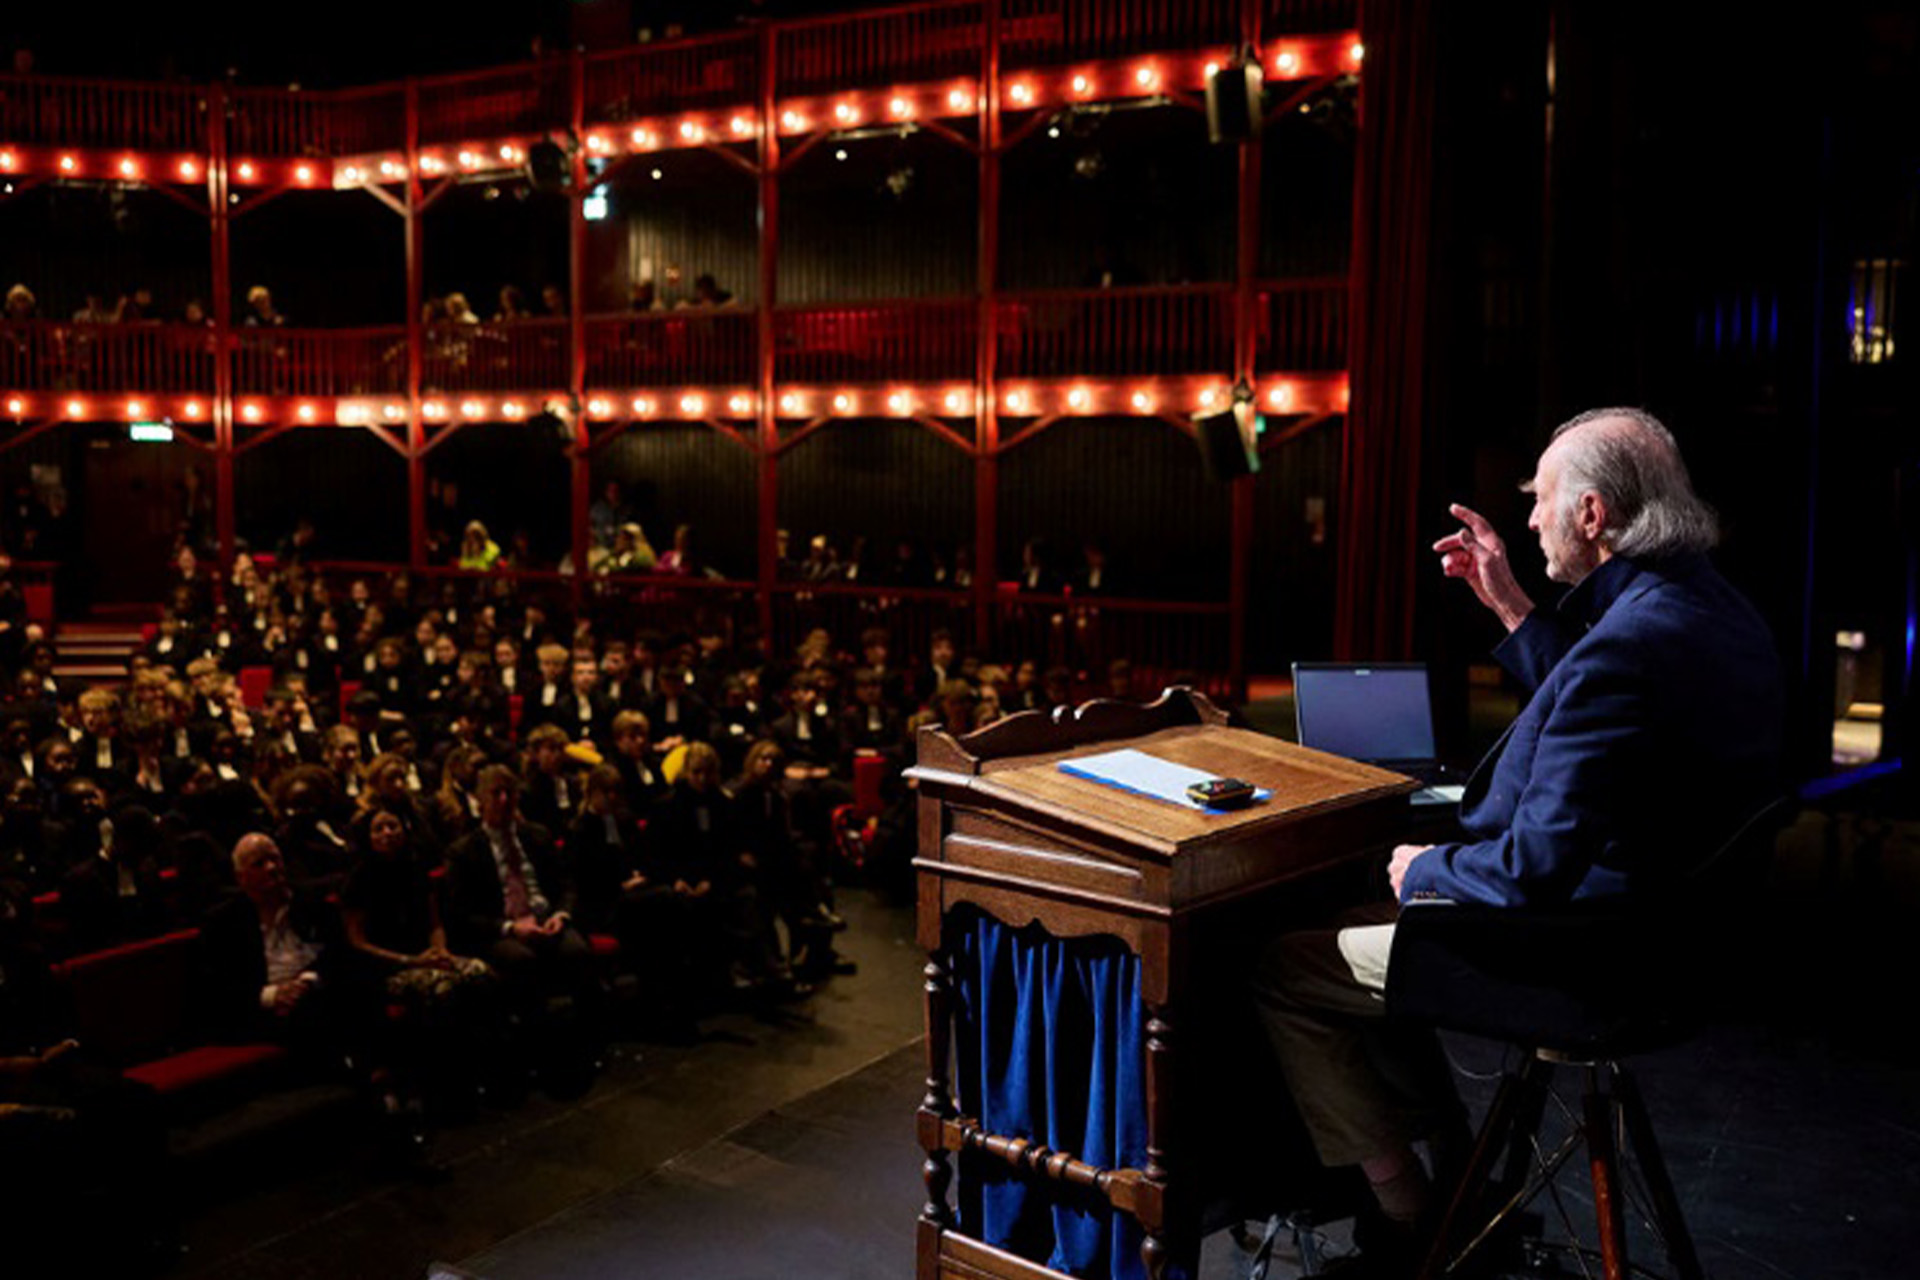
{"left": 997, "top": 286, "right": 1235, "bottom": 379}
{"left": 999, "top": 0, "right": 1242, "bottom": 67}
{"left": 1255, "top": 278, "right": 1347, "bottom": 372}
{"left": 1, "top": 322, "right": 216, "bottom": 394}
{"left": 778, "top": 1, "right": 986, "bottom": 98}
{"left": 415, "top": 61, "right": 572, "bottom": 149}
{"left": 775, "top": 300, "right": 978, "bottom": 384}
{"left": 586, "top": 311, "right": 758, "bottom": 388}
{"left": 232, "top": 327, "right": 408, "bottom": 398}
{"left": 584, "top": 33, "right": 760, "bottom": 126}
{"left": 226, "top": 85, "right": 406, "bottom": 159}
{"left": 0, "top": 73, "right": 204, "bottom": 151}
{"left": 421, "top": 319, "right": 569, "bottom": 395}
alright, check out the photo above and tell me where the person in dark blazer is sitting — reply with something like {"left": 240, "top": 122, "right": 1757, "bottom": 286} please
{"left": 441, "top": 765, "right": 594, "bottom": 1017}
{"left": 1251, "top": 408, "right": 1786, "bottom": 1269}
{"left": 198, "top": 833, "right": 359, "bottom": 1059}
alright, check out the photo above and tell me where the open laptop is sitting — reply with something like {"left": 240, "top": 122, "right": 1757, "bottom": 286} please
{"left": 1291, "top": 662, "right": 1466, "bottom": 806}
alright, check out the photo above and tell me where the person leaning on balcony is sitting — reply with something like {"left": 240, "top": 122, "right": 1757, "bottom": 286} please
{"left": 242, "top": 285, "right": 285, "bottom": 327}
{"left": 457, "top": 521, "right": 502, "bottom": 572}
{"left": 602, "top": 523, "right": 657, "bottom": 575}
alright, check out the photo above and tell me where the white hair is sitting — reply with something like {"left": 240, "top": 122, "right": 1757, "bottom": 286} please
{"left": 1547, "top": 407, "right": 1719, "bottom": 558}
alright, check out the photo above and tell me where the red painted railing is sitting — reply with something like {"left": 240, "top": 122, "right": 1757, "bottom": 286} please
{"left": 998, "top": 0, "right": 1242, "bottom": 66}
{"left": 1, "top": 322, "right": 216, "bottom": 394}
{"left": 231, "top": 327, "right": 408, "bottom": 398}
{"left": 585, "top": 311, "right": 758, "bottom": 388}
{"left": 777, "top": 1, "right": 986, "bottom": 97}
{"left": 996, "top": 286, "right": 1236, "bottom": 379}
{"left": 771, "top": 582, "right": 974, "bottom": 664}
{"left": 774, "top": 300, "right": 978, "bottom": 384}
{"left": 1254, "top": 278, "right": 1347, "bottom": 371}
{"left": 421, "top": 320, "right": 570, "bottom": 395}
{"left": 583, "top": 32, "right": 760, "bottom": 126}
{"left": 226, "top": 85, "right": 406, "bottom": 159}
{"left": 0, "top": 73, "right": 205, "bottom": 151}
{"left": 990, "top": 590, "right": 1235, "bottom": 701}
{"left": 415, "top": 61, "right": 571, "bottom": 149}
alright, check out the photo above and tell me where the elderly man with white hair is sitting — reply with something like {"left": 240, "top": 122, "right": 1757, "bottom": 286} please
{"left": 1253, "top": 407, "right": 1785, "bottom": 1270}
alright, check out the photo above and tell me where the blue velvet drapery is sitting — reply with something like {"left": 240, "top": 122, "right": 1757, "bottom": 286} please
{"left": 949, "top": 909, "right": 1181, "bottom": 1280}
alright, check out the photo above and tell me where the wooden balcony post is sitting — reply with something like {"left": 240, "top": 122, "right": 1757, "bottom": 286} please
{"left": 568, "top": 50, "right": 590, "bottom": 616}
{"left": 208, "top": 82, "right": 237, "bottom": 579}
{"left": 1229, "top": 0, "right": 1264, "bottom": 703}
{"left": 404, "top": 78, "right": 428, "bottom": 573}
{"left": 757, "top": 23, "right": 782, "bottom": 646}
{"left": 973, "top": 0, "right": 1003, "bottom": 659}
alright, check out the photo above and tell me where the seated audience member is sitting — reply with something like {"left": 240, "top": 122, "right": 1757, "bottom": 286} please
{"left": 200, "top": 833, "right": 360, "bottom": 1065}
{"left": 840, "top": 667, "right": 907, "bottom": 770}
{"left": 608, "top": 710, "right": 668, "bottom": 814}
{"left": 1006, "top": 658, "right": 1046, "bottom": 713}
{"left": 416, "top": 631, "right": 462, "bottom": 720}
{"left": 431, "top": 743, "right": 489, "bottom": 847}
{"left": 554, "top": 655, "right": 610, "bottom": 750}
{"left": 449, "top": 649, "right": 509, "bottom": 747}
{"left": 520, "top": 724, "right": 580, "bottom": 834}
{"left": 323, "top": 723, "right": 366, "bottom": 806}
{"left": 1042, "top": 665, "right": 1074, "bottom": 712}
{"left": 1076, "top": 540, "right": 1115, "bottom": 595}
{"left": 60, "top": 802, "right": 171, "bottom": 952}
{"left": 523, "top": 642, "right": 571, "bottom": 729}
{"left": 35, "top": 735, "right": 79, "bottom": 812}
{"left": 567, "top": 763, "right": 707, "bottom": 1024}
{"left": 145, "top": 608, "right": 196, "bottom": 671}
{"left": 929, "top": 679, "right": 979, "bottom": 736}
{"left": 73, "top": 687, "right": 126, "bottom": 783}
{"left": 272, "top": 766, "right": 355, "bottom": 890}
{"left": 0, "top": 776, "right": 57, "bottom": 890}
{"left": 341, "top": 805, "right": 498, "bottom": 1107}
{"left": 1106, "top": 657, "right": 1137, "bottom": 702}
{"left": 599, "top": 640, "right": 640, "bottom": 710}
{"left": 708, "top": 677, "right": 766, "bottom": 778}
{"left": 458, "top": 521, "right": 502, "bottom": 572}
{"left": 442, "top": 765, "right": 595, "bottom": 1019}
{"left": 493, "top": 636, "right": 526, "bottom": 698}
{"left": 603, "top": 522, "right": 657, "bottom": 575}
{"left": 367, "top": 637, "right": 416, "bottom": 716}
{"left": 730, "top": 741, "right": 849, "bottom": 983}
{"left": 649, "top": 742, "right": 755, "bottom": 993}
{"left": 353, "top": 752, "right": 441, "bottom": 861}
{"left": 259, "top": 687, "right": 321, "bottom": 763}
{"left": 115, "top": 710, "right": 175, "bottom": 810}
{"left": 913, "top": 628, "right": 959, "bottom": 708}
{"left": 1, "top": 711, "right": 40, "bottom": 784}
{"left": 854, "top": 627, "right": 907, "bottom": 710}
{"left": 647, "top": 664, "right": 710, "bottom": 755}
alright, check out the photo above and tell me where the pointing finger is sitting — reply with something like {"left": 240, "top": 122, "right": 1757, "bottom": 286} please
{"left": 1448, "top": 503, "right": 1497, "bottom": 539}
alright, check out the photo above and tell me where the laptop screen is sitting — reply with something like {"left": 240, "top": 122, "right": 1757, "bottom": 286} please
{"left": 1292, "top": 663, "right": 1437, "bottom": 764}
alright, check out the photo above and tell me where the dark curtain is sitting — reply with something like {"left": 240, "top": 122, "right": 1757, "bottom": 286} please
{"left": 949, "top": 910, "right": 1178, "bottom": 1280}
{"left": 1334, "top": 0, "right": 1439, "bottom": 660}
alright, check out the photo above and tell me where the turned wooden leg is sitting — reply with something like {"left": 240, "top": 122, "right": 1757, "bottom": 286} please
{"left": 921, "top": 953, "right": 956, "bottom": 1229}
{"left": 1141, "top": 1006, "right": 1177, "bottom": 1280}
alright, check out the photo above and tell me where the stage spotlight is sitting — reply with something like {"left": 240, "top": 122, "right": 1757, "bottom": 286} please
{"left": 525, "top": 138, "right": 571, "bottom": 192}
{"left": 1205, "top": 57, "right": 1265, "bottom": 144}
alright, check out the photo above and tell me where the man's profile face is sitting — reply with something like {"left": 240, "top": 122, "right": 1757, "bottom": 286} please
{"left": 234, "top": 840, "right": 287, "bottom": 898}
{"left": 1527, "top": 441, "right": 1602, "bottom": 586}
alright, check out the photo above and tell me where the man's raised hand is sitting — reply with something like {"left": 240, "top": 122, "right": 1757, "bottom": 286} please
{"left": 1432, "top": 503, "right": 1533, "bottom": 632}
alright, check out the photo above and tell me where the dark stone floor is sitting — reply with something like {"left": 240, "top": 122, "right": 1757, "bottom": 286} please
{"left": 174, "top": 802, "right": 1920, "bottom": 1280}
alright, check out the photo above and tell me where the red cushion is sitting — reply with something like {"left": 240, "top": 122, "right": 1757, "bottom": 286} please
{"left": 588, "top": 933, "right": 621, "bottom": 958}
{"left": 124, "top": 1043, "right": 287, "bottom": 1095}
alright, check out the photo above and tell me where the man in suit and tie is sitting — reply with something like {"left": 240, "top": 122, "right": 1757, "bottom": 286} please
{"left": 1252, "top": 408, "right": 1784, "bottom": 1266}
{"left": 443, "top": 765, "right": 595, "bottom": 1020}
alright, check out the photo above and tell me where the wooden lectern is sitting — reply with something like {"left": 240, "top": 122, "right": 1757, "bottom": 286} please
{"left": 907, "top": 688, "right": 1416, "bottom": 1280}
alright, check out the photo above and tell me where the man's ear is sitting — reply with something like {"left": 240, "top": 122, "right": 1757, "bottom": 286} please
{"left": 1577, "top": 491, "right": 1609, "bottom": 542}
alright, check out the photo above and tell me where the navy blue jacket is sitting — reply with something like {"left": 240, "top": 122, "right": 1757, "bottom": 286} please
{"left": 1400, "top": 553, "right": 1783, "bottom": 908}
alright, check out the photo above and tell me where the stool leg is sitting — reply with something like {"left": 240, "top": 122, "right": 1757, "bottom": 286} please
{"left": 1614, "top": 1067, "right": 1706, "bottom": 1280}
{"left": 1584, "top": 1069, "right": 1629, "bottom": 1280}
{"left": 1418, "top": 1053, "right": 1553, "bottom": 1279}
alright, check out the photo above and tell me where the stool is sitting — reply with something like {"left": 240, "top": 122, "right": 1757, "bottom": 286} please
{"left": 1387, "top": 797, "right": 1795, "bottom": 1280}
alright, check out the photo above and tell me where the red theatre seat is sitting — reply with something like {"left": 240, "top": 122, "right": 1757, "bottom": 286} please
{"left": 238, "top": 665, "right": 273, "bottom": 710}
{"left": 125, "top": 1043, "right": 288, "bottom": 1096}
{"left": 338, "top": 679, "right": 362, "bottom": 724}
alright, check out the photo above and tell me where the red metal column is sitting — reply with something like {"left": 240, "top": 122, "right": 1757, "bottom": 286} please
{"left": 756, "top": 25, "right": 781, "bottom": 645}
{"left": 404, "top": 79, "right": 428, "bottom": 571}
{"left": 208, "top": 84, "right": 236, "bottom": 577}
{"left": 972, "top": 0, "right": 1002, "bottom": 658}
{"left": 1227, "top": 0, "right": 1264, "bottom": 703}
{"left": 568, "top": 51, "right": 591, "bottom": 616}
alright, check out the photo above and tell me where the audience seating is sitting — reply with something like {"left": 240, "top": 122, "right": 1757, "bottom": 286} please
{"left": 52, "top": 929, "right": 290, "bottom": 1100}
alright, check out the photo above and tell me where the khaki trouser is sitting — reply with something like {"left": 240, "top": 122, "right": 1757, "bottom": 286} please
{"left": 1252, "top": 902, "right": 1462, "bottom": 1167}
